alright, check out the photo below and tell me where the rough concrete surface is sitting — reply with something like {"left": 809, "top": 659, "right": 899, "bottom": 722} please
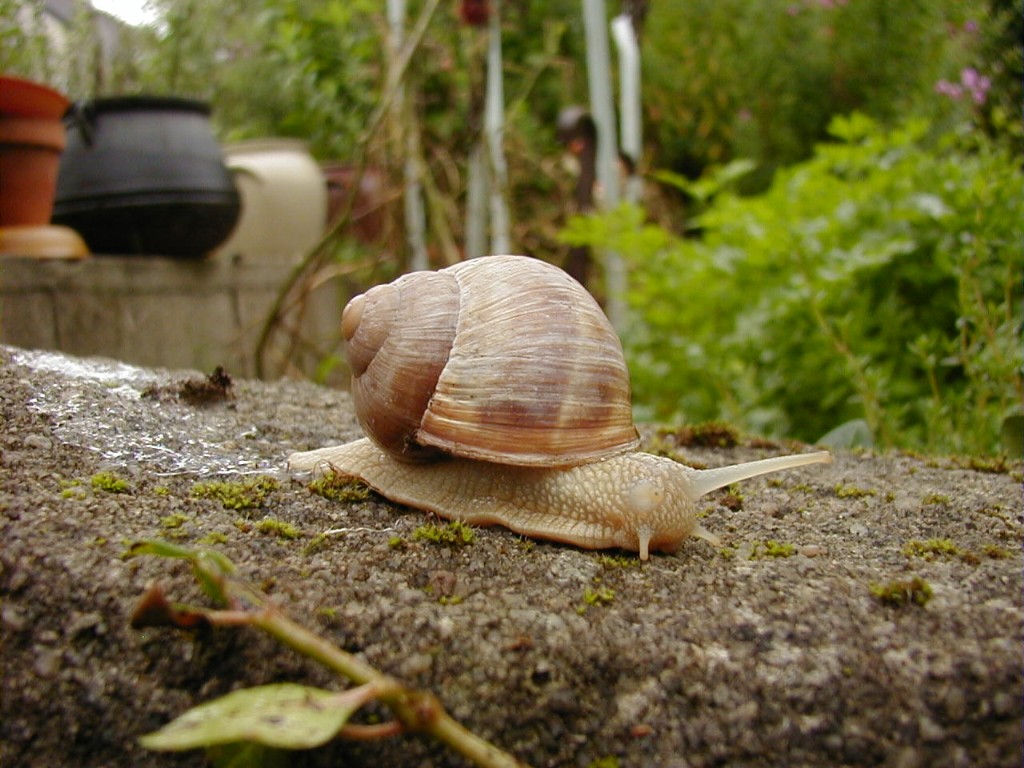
{"left": 1, "top": 344, "right": 1021, "bottom": 768}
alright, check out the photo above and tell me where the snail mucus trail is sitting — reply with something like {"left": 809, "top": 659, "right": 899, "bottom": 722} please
{"left": 288, "top": 255, "right": 832, "bottom": 560}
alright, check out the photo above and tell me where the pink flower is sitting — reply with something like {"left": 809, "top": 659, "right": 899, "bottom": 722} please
{"left": 960, "top": 67, "right": 991, "bottom": 104}
{"left": 935, "top": 68, "right": 991, "bottom": 106}
{"left": 934, "top": 80, "right": 963, "bottom": 100}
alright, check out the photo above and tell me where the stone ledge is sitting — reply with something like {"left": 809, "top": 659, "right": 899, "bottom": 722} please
{"left": 0, "top": 256, "right": 344, "bottom": 380}
{"left": 1, "top": 345, "right": 1021, "bottom": 767}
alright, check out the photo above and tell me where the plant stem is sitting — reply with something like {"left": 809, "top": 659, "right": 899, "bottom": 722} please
{"left": 252, "top": 608, "right": 383, "bottom": 686}
{"left": 250, "top": 607, "right": 531, "bottom": 768}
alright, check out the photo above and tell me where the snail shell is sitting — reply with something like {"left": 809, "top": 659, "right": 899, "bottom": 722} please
{"left": 289, "top": 255, "right": 832, "bottom": 559}
{"left": 341, "top": 254, "right": 639, "bottom": 465}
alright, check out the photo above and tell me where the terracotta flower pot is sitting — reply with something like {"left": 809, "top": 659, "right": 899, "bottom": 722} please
{"left": 0, "top": 76, "right": 70, "bottom": 227}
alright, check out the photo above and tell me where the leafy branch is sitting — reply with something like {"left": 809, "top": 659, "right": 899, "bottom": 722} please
{"left": 129, "top": 539, "right": 529, "bottom": 768}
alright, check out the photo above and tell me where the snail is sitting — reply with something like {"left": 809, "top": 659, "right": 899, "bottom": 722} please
{"left": 288, "top": 255, "right": 831, "bottom": 560}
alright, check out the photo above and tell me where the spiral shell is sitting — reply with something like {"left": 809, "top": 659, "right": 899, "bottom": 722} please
{"left": 341, "top": 255, "right": 640, "bottom": 466}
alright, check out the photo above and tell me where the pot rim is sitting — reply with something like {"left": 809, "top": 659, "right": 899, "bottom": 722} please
{"left": 0, "top": 117, "right": 67, "bottom": 150}
{"left": 0, "top": 76, "right": 70, "bottom": 120}
{"left": 64, "top": 96, "right": 212, "bottom": 119}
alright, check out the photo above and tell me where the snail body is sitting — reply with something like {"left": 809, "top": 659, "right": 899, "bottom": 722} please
{"left": 288, "top": 255, "right": 831, "bottom": 560}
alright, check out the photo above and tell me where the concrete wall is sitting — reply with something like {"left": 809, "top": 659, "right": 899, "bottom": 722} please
{"left": 0, "top": 256, "right": 346, "bottom": 382}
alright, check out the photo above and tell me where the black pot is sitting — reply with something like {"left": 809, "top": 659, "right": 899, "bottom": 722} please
{"left": 53, "top": 96, "right": 240, "bottom": 258}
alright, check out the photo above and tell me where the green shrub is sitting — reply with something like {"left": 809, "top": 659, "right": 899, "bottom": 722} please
{"left": 564, "top": 116, "right": 1022, "bottom": 456}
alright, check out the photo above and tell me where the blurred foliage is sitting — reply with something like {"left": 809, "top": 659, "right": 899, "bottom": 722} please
{"left": 1, "top": 0, "right": 53, "bottom": 81}
{"left": 643, "top": 0, "right": 1021, "bottom": 190}
{"left": 6, "top": 0, "right": 1017, "bottom": 176}
{"left": 562, "top": 115, "right": 1023, "bottom": 456}
{"left": 7, "top": 0, "right": 1017, "bottom": 240}
{"left": 5, "top": 0, "right": 1020, "bottom": 454}
{"left": 1, "top": 0, "right": 147, "bottom": 94}
{"left": 128, "top": 0, "right": 384, "bottom": 157}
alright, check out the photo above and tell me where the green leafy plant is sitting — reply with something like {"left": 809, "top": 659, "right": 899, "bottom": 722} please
{"left": 565, "top": 116, "right": 1022, "bottom": 456}
{"left": 128, "top": 540, "right": 527, "bottom": 767}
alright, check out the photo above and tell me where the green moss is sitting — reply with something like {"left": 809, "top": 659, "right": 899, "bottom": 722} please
{"left": 835, "top": 483, "right": 875, "bottom": 499}
{"left": 922, "top": 493, "right": 951, "bottom": 505}
{"left": 153, "top": 485, "right": 171, "bottom": 497}
{"left": 675, "top": 421, "right": 740, "bottom": 448}
{"left": 302, "top": 532, "right": 329, "bottom": 555}
{"left": 645, "top": 433, "right": 680, "bottom": 459}
{"left": 595, "top": 554, "right": 640, "bottom": 568}
{"left": 981, "top": 544, "right": 1012, "bottom": 559}
{"left": 91, "top": 472, "right": 130, "bottom": 494}
{"left": 902, "top": 538, "right": 961, "bottom": 560}
{"left": 191, "top": 477, "right": 279, "bottom": 510}
{"left": 308, "top": 474, "right": 371, "bottom": 503}
{"left": 254, "top": 518, "right": 301, "bottom": 540}
{"left": 718, "top": 546, "right": 737, "bottom": 560}
{"left": 719, "top": 490, "right": 744, "bottom": 511}
{"left": 587, "top": 758, "right": 621, "bottom": 768}
{"left": 387, "top": 536, "right": 407, "bottom": 551}
{"left": 316, "top": 606, "right": 339, "bottom": 619}
{"left": 903, "top": 538, "right": 1014, "bottom": 564}
{"left": 953, "top": 455, "right": 1012, "bottom": 474}
{"left": 159, "top": 513, "right": 189, "bottom": 529}
{"left": 421, "top": 583, "right": 464, "bottom": 605}
{"left": 578, "top": 586, "right": 616, "bottom": 614}
{"left": 58, "top": 478, "right": 87, "bottom": 499}
{"left": 750, "top": 540, "right": 796, "bottom": 559}
{"left": 870, "top": 577, "right": 933, "bottom": 607}
{"left": 413, "top": 521, "right": 475, "bottom": 547}
{"left": 584, "top": 586, "right": 615, "bottom": 605}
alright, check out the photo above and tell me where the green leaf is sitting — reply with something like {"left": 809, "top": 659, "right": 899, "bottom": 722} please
{"left": 191, "top": 550, "right": 236, "bottom": 605}
{"left": 208, "top": 742, "right": 291, "bottom": 768}
{"left": 129, "top": 539, "right": 201, "bottom": 561}
{"left": 652, "top": 159, "right": 754, "bottom": 202}
{"left": 817, "top": 419, "right": 874, "bottom": 450}
{"left": 139, "top": 683, "right": 377, "bottom": 752}
{"left": 129, "top": 540, "right": 236, "bottom": 605}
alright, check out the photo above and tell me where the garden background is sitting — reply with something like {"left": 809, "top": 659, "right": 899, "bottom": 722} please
{"left": 3, "top": 0, "right": 1021, "bottom": 457}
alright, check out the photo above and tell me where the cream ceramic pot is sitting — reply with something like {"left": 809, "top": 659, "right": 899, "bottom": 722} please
{"left": 213, "top": 139, "right": 327, "bottom": 263}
